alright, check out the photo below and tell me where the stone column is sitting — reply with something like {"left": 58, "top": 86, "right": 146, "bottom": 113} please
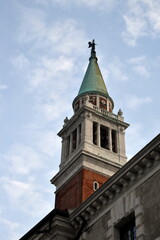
{"left": 66, "top": 136, "right": 70, "bottom": 158}
{"left": 115, "top": 130, "right": 118, "bottom": 153}
{"left": 107, "top": 99, "right": 109, "bottom": 111}
{"left": 109, "top": 128, "right": 112, "bottom": 151}
{"left": 97, "top": 123, "right": 100, "bottom": 147}
{"left": 69, "top": 133, "right": 73, "bottom": 154}
{"left": 97, "top": 96, "right": 100, "bottom": 108}
{"left": 76, "top": 125, "right": 80, "bottom": 147}
{"left": 61, "top": 139, "right": 65, "bottom": 163}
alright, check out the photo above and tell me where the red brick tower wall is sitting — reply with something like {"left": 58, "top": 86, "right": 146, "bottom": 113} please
{"left": 82, "top": 169, "right": 109, "bottom": 202}
{"left": 55, "top": 168, "right": 108, "bottom": 210}
{"left": 55, "top": 170, "right": 83, "bottom": 210}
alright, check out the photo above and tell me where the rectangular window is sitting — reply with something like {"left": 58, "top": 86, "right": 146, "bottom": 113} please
{"left": 93, "top": 122, "right": 98, "bottom": 145}
{"left": 120, "top": 218, "right": 136, "bottom": 240}
{"left": 100, "top": 125, "right": 109, "bottom": 149}
{"left": 112, "top": 129, "right": 117, "bottom": 153}
{"left": 72, "top": 129, "right": 77, "bottom": 152}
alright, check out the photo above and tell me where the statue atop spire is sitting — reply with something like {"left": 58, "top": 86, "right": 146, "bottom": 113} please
{"left": 88, "top": 39, "right": 96, "bottom": 52}
{"left": 88, "top": 39, "right": 97, "bottom": 60}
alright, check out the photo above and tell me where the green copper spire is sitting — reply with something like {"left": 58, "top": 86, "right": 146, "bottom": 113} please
{"left": 78, "top": 40, "right": 109, "bottom": 98}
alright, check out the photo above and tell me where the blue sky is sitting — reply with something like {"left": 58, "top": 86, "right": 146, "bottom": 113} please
{"left": 0, "top": 0, "right": 160, "bottom": 239}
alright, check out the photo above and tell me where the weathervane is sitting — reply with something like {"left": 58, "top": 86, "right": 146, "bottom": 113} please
{"left": 88, "top": 39, "right": 96, "bottom": 52}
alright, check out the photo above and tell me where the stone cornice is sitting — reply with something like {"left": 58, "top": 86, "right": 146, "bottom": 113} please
{"left": 50, "top": 148, "right": 123, "bottom": 188}
{"left": 57, "top": 107, "right": 84, "bottom": 137}
{"left": 58, "top": 104, "right": 129, "bottom": 137}
{"left": 70, "top": 134, "right": 160, "bottom": 228}
{"left": 90, "top": 105, "right": 129, "bottom": 129}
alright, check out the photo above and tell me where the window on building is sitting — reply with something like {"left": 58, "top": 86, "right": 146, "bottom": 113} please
{"left": 100, "top": 125, "right": 109, "bottom": 149}
{"left": 119, "top": 215, "right": 136, "bottom": 240}
{"left": 82, "top": 98, "right": 85, "bottom": 105}
{"left": 93, "top": 181, "right": 99, "bottom": 191}
{"left": 112, "top": 129, "right": 117, "bottom": 153}
{"left": 74, "top": 101, "right": 79, "bottom": 112}
{"left": 99, "top": 97, "right": 107, "bottom": 110}
{"left": 93, "top": 122, "right": 98, "bottom": 145}
{"left": 72, "top": 129, "right": 77, "bottom": 152}
{"left": 89, "top": 96, "right": 97, "bottom": 105}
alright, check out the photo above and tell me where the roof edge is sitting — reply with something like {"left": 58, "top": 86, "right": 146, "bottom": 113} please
{"left": 19, "top": 209, "right": 69, "bottom": 240}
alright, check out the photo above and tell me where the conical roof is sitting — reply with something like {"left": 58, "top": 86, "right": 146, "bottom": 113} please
{"left": 73, "top": 40, "right": 114, "bottom": 109}
{"left": 78, "top": 51, "right": 109, "bottom": 98}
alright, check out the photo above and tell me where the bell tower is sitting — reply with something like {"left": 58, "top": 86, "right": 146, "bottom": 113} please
{"left": 51, "top": 40, "right": 129, "bottom": 210}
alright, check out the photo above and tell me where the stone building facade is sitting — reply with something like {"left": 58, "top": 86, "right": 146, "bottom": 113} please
{"left": 20, "top": 41, "right": 160, "bottom": 240}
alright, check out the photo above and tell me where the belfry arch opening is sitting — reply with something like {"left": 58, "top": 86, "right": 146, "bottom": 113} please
{"left": 100, "top": 125, "right": 109, "bottom": 149}
{"left": 92, "top": 122, "right": 118, "bottom": 153}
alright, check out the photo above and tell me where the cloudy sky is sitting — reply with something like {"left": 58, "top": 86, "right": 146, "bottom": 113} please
{"left": 0, "top": 0, "right": 160, "bottom": 239}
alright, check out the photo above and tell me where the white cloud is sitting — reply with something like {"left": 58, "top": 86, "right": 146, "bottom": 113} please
{"left": 127, "top": 56, "right": 146, "bottom": 65}
{"left": 4, "top": 144, "right": 45, "bottom": 175}
{"left": 11, "top": 5, "right": 88, "bottom": 129}
{"left": 35, "top": 0, "right": 118, "bottom": 11}
{"left": 133, "top": 65, "right": 150, "bottom": 78}
{"left": 17, "top": 6, "right": 46, "bottom": 46}
{"left": 126, "top": 123, "right": 147, "bottom": 159}
{"left": 0, "top": 217, "right": 20, "bottom": 240}
{"left": 0, "top": 217, "right": 19, "bottom": 231}
{"left": 126, "top": 95, "right": 152, "bottom": 109}
{"left": 108, "top": 58, "right": 128, "bottom": 82}
{"left": 79, "top": 0, "right": 118, "bottom": 10}
{"left": 127, "top": 56, "right": 150, "bottom": 78}
{"left": 35, "top": 101, "right": 71, "bottom": 121}
{"left": 122, "top": 15, "right": 147, "bottom": 46}
{"left": 123, "top": 0, "right": 160, "bottom": 45}
{"left": 47, "top": 19, "right": 87, "bottom": 55}
{"left": 29, "top": 56, "right": 74, "bottom": 89}
{"left": 30, "top": 130, "right": 60, "bottom": 157}
{"left": 3, "top": 127, "right": 61, "bottom": 176}
{"left": 14, "top": 7, "right": 87, "bottom": 121}
{"left": 12, "top": 54, "right": 30, "bottom": 70}
{"left": 42, "top": 56, "right": 74, "bottom": 72}
{"left": 25, "top": 55, "right": 74, "bottom": 122}
{"left": 1, "top": 177, "right": 52, "bottom": 217}
{"left": 0, "top": 84, "right": 8, "bottom": 90}
{"left": 13, "top": 6, "right": 88, "bottom": 123}
{"left": 17, "top": 5, "right": 87, "bottom": 56}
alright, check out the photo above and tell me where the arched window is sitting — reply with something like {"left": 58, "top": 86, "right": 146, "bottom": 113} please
{"left": 93, "top": 181, "right": 99, "bottom": 191}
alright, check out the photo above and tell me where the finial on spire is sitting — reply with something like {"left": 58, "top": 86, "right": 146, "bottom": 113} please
{"left": 88, "top": 39, "right": 96, "bottom": 52}
{"left": 88, "top": 39, "right": 97, "bottom": 60}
